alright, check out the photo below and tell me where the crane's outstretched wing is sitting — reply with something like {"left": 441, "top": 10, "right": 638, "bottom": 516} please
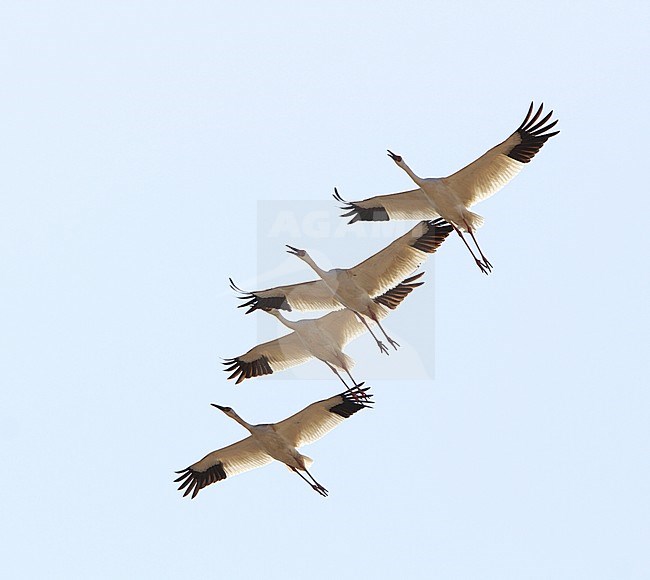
{"left": 229, "top": 221, "right": 447, "bottom": 314}
{"left": 444, "top": 102, "right": 559, "bottom": 206}
{"left": 334, "top": 103, "right": 559, "bottom": 221}
{"left": 371, "top": 272, "right": 425, "bottom": 311}
{"left": 274, "top": 387, "right": 373, "bottom": 448}
{"left": 310, "top": 309, "right": 368, "bottom": 349}
{"left": 315, "top": 272, "right": 425, "bottom": 346}
{"left": 174, "top": 436, "right": 273, "bottom": 499}
{"left": 223, "top": 332, "right": 312, "bottom": 384}
{"left": 230, "top": 278, "right": 341, "bottom": 314}
{"left": 227, "top": 272, "right": 425, "bottom": 381}
{"left": 334, "top": 188, "right": 436, "bottom": 222}
{"left": 348, "top": 220, "right": 451, "bottom": 297}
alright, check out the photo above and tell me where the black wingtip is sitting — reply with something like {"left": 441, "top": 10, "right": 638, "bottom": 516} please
{"left": 175, "top": 462, "right": 227, "bottom": 499}
{"left": 373, "top": 272, "right": 426, "bottom": 310}
{"left": 229, "top": 280, "right": 291, "bottom": 314}
{"left": 223, "top": 355, "right": 273, "bottom": 383}
{"left": 330, "top": 386, "right": 374, "bottom": 416}
{"left": 229, "top": 279, "right": 252, "bottom": 301}
{"left": 509, "top": 102, "right": 559, "bottom": 163}
{"left": 408, "top": 219, "right": 453, "bottom": 253}
{"left": 332, "top": 187, "right": 390, "bottom": 223}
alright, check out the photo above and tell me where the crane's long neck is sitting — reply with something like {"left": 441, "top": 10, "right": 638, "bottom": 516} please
{"left": 270, "top": 310, "right": 299, "bottom": 331}
{"left": 301, "top": 254, "right": 329, "bottom": 281}
{"left": 228, "top": 411, "right": 255, "bottom": 433}
{"left": 399, "top": 160, "right": 425, "bottom": 187}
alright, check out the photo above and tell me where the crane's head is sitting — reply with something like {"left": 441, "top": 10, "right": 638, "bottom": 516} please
{"left": 212, "top": 404, "right": 236, "bottom": 418}
{"left": 286, "top": 245, "right": 307, "bottom": 259}
{"left": 387, "top": 149, "right": 404, "bottom": 165}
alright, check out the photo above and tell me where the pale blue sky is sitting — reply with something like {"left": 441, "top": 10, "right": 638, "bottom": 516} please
{"left": 2, "top": 1, "right": 649, "bottom": 578}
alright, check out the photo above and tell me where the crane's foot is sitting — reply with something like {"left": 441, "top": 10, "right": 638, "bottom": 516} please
{"left": 347, "top": 386, "right": 367, "bottom": 403}
{"left": 476, "top": 258, "right": 491, "bottom": 275}
{"left": 352, "top": 385, "right": 373, "bottom": 403}
{"left": 312, "top": 484, "right": 329, "bottom": 497}
{"left": 387, "top": 337, "right": 400, "bottom": 350}
{"left": 376, "top": 340, "right": 390, "bottom": 355}
{"left": 481, "top": 257, "right": 493, "bottom": 271}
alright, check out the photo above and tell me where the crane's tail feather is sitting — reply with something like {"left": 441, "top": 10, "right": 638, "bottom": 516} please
{"left": 461, "top": 210, "right": 484, "bottom": 232}
{"left": 342, "top": 353, "right": 355, "bottom": 371}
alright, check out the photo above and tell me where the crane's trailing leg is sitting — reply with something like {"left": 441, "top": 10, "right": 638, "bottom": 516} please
{"left": 371, "top": 315, "right": 400, "bottom": 350}
{"left": 345, "top": 369, "right": 368, "bottom": 400}
{"left": 292, "top": 467, "right": 328, "bottom": 497}
{"left": 353, "top": 312, "right": 389, "bottom": 355}
{"left": 304, "top": 468, "right": 329, "bottom": 497}
{"left": 324, "top": 362, "right": 368, "bottom": 403}
{"left": 464, "top": 223, "right": 492, "bottom": 272}
{"left": 345, "top": 373, "right": 373, "bottom": 402}
{"left": 325, "top": 362, "right": 354, "bottom": 389}
{"left": 453, "top": 225, "right": 490, "bottom": 275}
{"left": 344, "top": 368, "right": 360, "bottom": 387}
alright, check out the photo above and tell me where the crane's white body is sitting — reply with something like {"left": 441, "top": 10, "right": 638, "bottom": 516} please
{"left": 288, "top": 251, "right": 423, "bottom": 352}
{"left": 248, "top": 423, "right": 312, "bottom": 470}
{"left": 231, "top": 219, "right": 451, "bottom": 317}
{"left": 175, "top": 389, "right": 372, "bottom": 498}
{"left": 299, "top": 258, "right": 386, "bottom": 324}
{"left": 383, "top": 173, "right": 488, "bottom": 233}
{"left": 273, "top": 310, "right": 355, "bottom": 374}
{"left": 361, "top": 154, "right": 524, "bottom": 233}
{"left": 224, "top": 273, "right": 425, "bottom": 385}
{"left": 335, "top": 103, "right": 559, "bottom": 273}
{"left": 225, "top": 308, "right": 367, "bottom": 386}
{"left": 278, "top": 220, "right": 451, "bottom": 351}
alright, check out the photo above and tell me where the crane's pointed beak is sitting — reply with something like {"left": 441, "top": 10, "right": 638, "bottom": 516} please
{"left": 286, "top": 245, "right": 303, "bottom": 257}
{"left": 212, "top": 404, "right": 228, "bottom": 412}
{"left": 387, "top": 149, "right": 402, "bottom": 163}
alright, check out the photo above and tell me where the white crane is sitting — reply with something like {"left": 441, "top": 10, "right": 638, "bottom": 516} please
{"left": 175, "top": 386, "right": 372, "bottom": 498}
{"left": 230, "top": 218, "right": 451, "bottom": 354}
{"left": 224, "top": 273, "right": 423, "bottom": 388}
{"left": 334, "top": 102, "right": 559, "bottom": 274}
